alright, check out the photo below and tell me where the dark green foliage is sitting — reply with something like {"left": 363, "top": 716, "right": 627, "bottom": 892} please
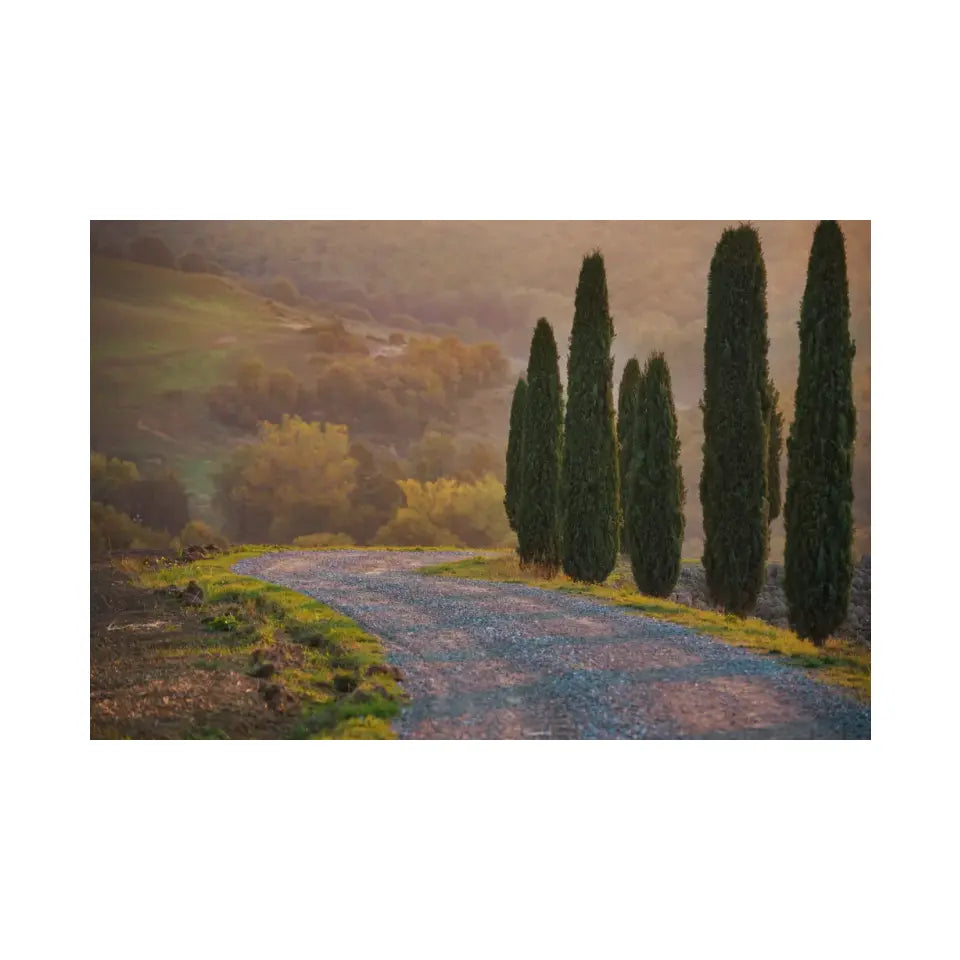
{"left": 90, "top": 452, "right": 190, "bottom": 536}
{"left": 784, "top": 221, "right": 857, "bottom": 644}
{"left": 627, "top": 353, "right": 685, "bottom": 596}
{"left": 517, "top": 320, "right": 563, "bottom": 572}
{"left": 700, "top": 225, "right": 771, "bottom": 614}
{"left": 503, "top": 377, "right": 527, "bottom": 531}
{"left": 764, "top": 379, "right": 784, "bottom": 523}
{"left": 133, "top": 469, "right": 190, "bottom": 535}
{"left": 617, "top": 358, "right": 642, "bottom": 553}
{"left": 561, "top": 252, "right": 620, "bottom": 582}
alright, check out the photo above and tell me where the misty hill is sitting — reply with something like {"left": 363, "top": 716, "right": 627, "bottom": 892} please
{"left": 91, "top": 256, "right": 515, "bottom": 521}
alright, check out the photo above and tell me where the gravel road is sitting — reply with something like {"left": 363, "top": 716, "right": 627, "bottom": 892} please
{"left": 234, "top": 550, "right": 871, "bottom": 740}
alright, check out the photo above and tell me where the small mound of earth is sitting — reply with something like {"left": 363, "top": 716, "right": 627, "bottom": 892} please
{"left": 669, "top": 556, "right": 871, "bottom": 648}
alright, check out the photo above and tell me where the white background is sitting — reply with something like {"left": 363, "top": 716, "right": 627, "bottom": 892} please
{"left": 4, "top": 1, "right": 958, "bottom": 957}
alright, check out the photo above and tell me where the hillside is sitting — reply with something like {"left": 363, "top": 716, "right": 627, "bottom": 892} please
{"left": 91, "top": 257, "right": 515, "bottom": 522}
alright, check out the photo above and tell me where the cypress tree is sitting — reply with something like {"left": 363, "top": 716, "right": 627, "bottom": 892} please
{"left": 627, "top": 353, "right": 685, "bottom": 596}
{"left": 617, "top": 357, "right": 642, "bottom": 553}
{"left": 503, "top": 376, "right": 527, "bottom": 532}
{"left": 561, "top": 251, "right": 620, "bottom": 582}
{"left": 765, "top": 379, "right": 784, "bottom": 523}
{"left": 700, "top": 225, "right": 771, "bottom": 614}
{"left": 517, "top": 319, "right": 563, "bottom": 573}
{"left": 784, "top": 221, "right": 856, "bottom": 645}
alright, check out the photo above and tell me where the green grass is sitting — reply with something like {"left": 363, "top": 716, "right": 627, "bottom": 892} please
{"left": 419, "top": 552, "right": 871, "bottom": 701}
{"left": 133, "top": 546, "right": 407, "bottom": 738}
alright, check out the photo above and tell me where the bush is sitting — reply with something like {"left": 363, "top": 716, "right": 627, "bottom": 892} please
{"left": 374, "top": 474, "right": 512, "bottom": 548}
{"left": 91, "top": 452, "right": 189, "bottom": 534}
{"left": 292, "top": 532, "right": 356, "bottom": 548}
{"left": 129, "top": 236, "right": 176, "bottom": 270}
{"left": 179, "top": 520, "right": 228, "bottom": 549}
{"left": 91, "top": 502, "right": 170, "bottom": 555}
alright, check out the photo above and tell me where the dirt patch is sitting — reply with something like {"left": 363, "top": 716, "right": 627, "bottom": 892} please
{"left": 90, "top": 562, "right": 292, "bottom": 739}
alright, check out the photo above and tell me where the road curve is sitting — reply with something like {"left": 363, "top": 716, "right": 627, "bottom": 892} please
{"left": 233, "top": 550, "right": 871, "bottom": 740}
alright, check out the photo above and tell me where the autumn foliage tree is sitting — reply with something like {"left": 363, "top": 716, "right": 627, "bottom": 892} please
{"left": 784, "top": 220, "right": 857, "bottom": 644}
{"left": 214, "top": 416, "right": 358, "bottom": 543}
{"left": 561, "top": 252, "right": 620, "bottom": 582}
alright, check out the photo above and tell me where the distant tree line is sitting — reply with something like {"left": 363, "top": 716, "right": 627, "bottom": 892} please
{"left": 505, "top": 222, "right": 856, "bottom": 645}
{"left": 207, "top": 335, "right": 509, "bottom": 446}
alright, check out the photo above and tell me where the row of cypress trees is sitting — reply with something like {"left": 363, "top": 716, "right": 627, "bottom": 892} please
{"left": 700, "top": 221, "right": 856, "bottom": 644}
{"left": 505, "top": 222, "right": 856, "bottom": 645}
{"left": 504, "top": 253, "right": 685, "bottom": 592}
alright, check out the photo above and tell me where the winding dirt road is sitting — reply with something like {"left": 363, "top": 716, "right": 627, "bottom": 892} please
{"left": 234, "top": 550, "right": 870, "bottom": 739}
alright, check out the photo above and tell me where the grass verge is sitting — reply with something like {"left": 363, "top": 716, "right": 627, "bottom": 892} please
{"left": 419, "top": 552, "right": 870, "bottom": 701}
{"left": 93, "top": 546, "right": 407, "bottom": 739}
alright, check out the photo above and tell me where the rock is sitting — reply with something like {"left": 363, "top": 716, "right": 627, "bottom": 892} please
{"left": 260, "top": 682, "right": 283, "bottom": 710}
{"left": 181, "top": 580, "right": 204, "bottom": 605}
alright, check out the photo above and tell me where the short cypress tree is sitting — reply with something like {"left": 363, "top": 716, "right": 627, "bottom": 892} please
{"left": 503, "top": 376, "right": 527, "bottom": 532}
{"left": 627, "top": 353, "right": 685, "bottom": 596}
{"left": 617, "top": 357, "right": 642, "bottom": 553}
{"left": 764, "top": 378, "right": 784, "bottom": 523}
{"left": 700, "top": 225, "right": 771, "bottom": 614}
{"left": 517, "top": 319, "right": 563, "bottom": 573}
{"left": 784, "top": 221, "right": 856, "bottom": 644}
{"left": 561, "top": 251, "right": 620, "bottom": 582}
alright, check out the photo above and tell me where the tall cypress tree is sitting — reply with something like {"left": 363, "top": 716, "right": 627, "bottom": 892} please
{"left": 628, "top": 353, "right": 685, "bottom": 596}
{"left": 561, "top": 251, "right": 620, "bottom": 582}
{"left": 784, "top": 221, "right": 856, "bottom": 644}
{"left": 617, "top": 358, "right": 642, "bottom": 553}
{"left": 517, "top": 319, "right": 563, "bottom": 573}
{"left": 765, "top": 378, "right": 784, "bottom": 523}
{"left": 700, "top": 225, "right": 771, "bottom": 614}
{"left": 503, "top": 376, "right": 527, "bottom": 532}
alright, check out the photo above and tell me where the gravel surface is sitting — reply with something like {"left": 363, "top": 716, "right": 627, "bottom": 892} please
{"left": 234, "top": 550, "right": 871, "bottom": 740}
